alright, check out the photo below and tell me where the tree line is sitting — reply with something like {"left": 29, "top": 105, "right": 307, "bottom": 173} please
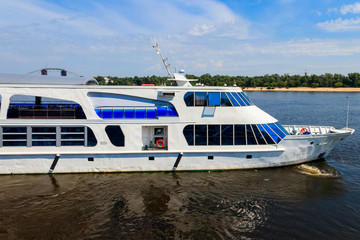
{"left": 95, "top": 72, "right": 360, "bottom": 88}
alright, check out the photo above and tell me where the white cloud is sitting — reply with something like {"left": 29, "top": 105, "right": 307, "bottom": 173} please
{"left": 317, "top": 17, "right": 360, "bottom": 32}
{"left": 340, "top": 2, "right": 360, "bottom": 14}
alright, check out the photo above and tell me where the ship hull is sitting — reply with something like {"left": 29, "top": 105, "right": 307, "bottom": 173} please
{"left": 0, "top": 131, "right": 350, "bottom": 174}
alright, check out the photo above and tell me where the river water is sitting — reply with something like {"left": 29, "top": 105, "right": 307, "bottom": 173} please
{"left": 0, "top": 92, "right": 359, "bottom": 239}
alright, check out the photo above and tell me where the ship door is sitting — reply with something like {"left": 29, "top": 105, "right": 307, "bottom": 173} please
{"left": 142, "top": 126, "right": 168, "bottom": 150}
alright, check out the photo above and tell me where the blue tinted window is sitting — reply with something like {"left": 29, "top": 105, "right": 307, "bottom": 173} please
{"left": 262, "top": 124, "right": 281, "bottom": 143}
{"left": 251, "top": 125, "right": 266, "bottom": 145}
{"left": 195, "top": 125, "right": 207, "bottom": 145}
{"left": 33, "top": 141, "right": 56, "bottom": 146}
{"left": 114, "top": 109, "right": 123, "bottom": 118}
{"left": 87, "top": 127, "right": 97, "bottom": 147}
{"left": 105, "top": 125, "right": 125, "bottom": 147}
{"left": 231, "top": 93, "right": 246, "bottom": 106}
{"left": 257, "top": 124, "right": 276, "bottom": 144}
{"left": 146, "top": 108, "right": 157, "bottom": 118}
{"left": 246, "top": 125, "right": 257, "bottom": 145}
{"left": 221, "top": 92, "right": 232, "bottom": 106}
{"left": 235, "top": 125, "right": 246, "bottom": 145}
{"left": 226, "top": 93, "right": 240, "bottom": 106}
{"left": 32, "top": 134, "right": 56, "bottom": 139}
{"left": 157, "top": 106, "right": 167, "bottom": 116}
{"left": 236, "top": 93, "right": 250, "bottom": 106}
{"left": 275, "top": 122, "right": 289, "bottom": 135}
{"left": 3, "top": 127, "right": 26, "bottom": 133}
{"left": 222, "top": 125, "right": 233, "bottom": 145}
{"left": 124, "top": 109, "right": 135, "bottom": 118}
{"left": 208, "top": 92, "right": 221, "bottom": 106}
{"left": 3, "top": 134, "right": 26, "bottom": 140}
{"left": 208, "top": 125, "right": 220, "bottom": 145}
{"left": 95, "top": 108, "right": 102, "bottom": 117}
{"left": 32, "top": 127, "right": 56, "bottom": 133}
{"left": 268, "top": 123, "right": 286, "bottom": 139}
{"left": 135, "top": 109, "right": 145, "bottom": 118}
{"left": 184, "top": 92, "right": 194, "bottom": 106}
{"left": 3, "top": 141, "right": 26, "bottom": 147}
{"left": 240, "top": 92, "right": 252, "bottom": 105}
{"left": 102, "top": 109, "right": 113, "bottom": 119}
{"left": 195, "top": 92, "right": 207, "bottom": 106}
{"left": 61, "top": 141, "right": 84, "bottom": 146}
{"left": 61, "top": 127, "right": 84, "bottom": 132}
{"left": 183, "top": 125, "right": 194, "bottom": 145}
{"left": 168, "top": 106, "right": 178, "bottom": 117}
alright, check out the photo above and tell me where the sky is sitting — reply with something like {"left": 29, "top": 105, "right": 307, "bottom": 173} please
{"left": 0, "top": 0, "right": 360, "bottom": 77}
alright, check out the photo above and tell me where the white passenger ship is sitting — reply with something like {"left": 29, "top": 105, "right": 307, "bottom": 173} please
{"left": 0, "top": 60, "right": 355, "bottom": 174}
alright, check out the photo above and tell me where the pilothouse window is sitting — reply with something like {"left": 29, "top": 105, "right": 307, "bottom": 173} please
{"left": 184, "top": 92, "right": 253, "bottom": 107}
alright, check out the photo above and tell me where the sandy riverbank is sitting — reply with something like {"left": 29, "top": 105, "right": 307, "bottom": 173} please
{"left": 243, "top": 87, "right": 360, "bottom": 92}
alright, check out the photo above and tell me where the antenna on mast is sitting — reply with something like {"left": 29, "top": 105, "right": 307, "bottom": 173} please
{"left": 346, "top": 97, "right": 350, "bottom": 128}
{"left": 153, "top": 39, "right": 172, "bottom": 78}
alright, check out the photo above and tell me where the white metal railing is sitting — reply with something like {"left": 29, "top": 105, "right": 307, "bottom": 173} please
{"left": 283, "top": 125, "right": 333, "bottom": 135}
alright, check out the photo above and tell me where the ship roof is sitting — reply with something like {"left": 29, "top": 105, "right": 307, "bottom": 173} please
{"left": 0, "top": 73, "right": 98, "bottom": 85}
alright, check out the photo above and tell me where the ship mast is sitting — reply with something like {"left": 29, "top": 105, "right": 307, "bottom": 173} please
{"left": 153, "top": 41, "right": 172, "bottom": 78}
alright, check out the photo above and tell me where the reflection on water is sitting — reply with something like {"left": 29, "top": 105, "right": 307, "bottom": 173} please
{"left": 0, "top": 165, "right": 356, "bottom": 240}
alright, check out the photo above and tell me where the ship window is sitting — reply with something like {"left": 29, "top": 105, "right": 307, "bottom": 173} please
{"left": 195, "top": 92, "right": 207, "bottom": 106}
{"left": 262, "top": 124, "right": 281, "bottom": 143}
{"left": 0, "top": 126, "right": 96, "bottom": 147}
{"left": 2, "top": 127, "right": 27, "bottom": 147}
{"left": 135, "top": 109, "right": 146, "bottom": 118}
{"left": 236, "top": 93, "right": 249, "bottom": 106}
{"left": 32, "top": 126, "right": 56, "bottom": 147}
{"left": 114, "top": 109, "right": 124, "bottom": 118}
{"left": 257, "top": 124, "right": 276, "bottom": 144}
{"left": 184, "top": 92, "right": 194, "bottom": 106}
{"left": 124, "top": 109, "right": 135, "bottom": 118}
{"left": 226, "top": 93, "right": 240, "bottom": 107}
{"left": 268, "top": 123, "right": 286, "bottom": 139}
{"left": 7, "top": 95, "right": 86, "bottom": 119}
{"left": 242, "top": 92, "right": 253, "bottom": 105}
{"left": 221, "top": 125, "right": 233, "bottom": 145}
{"left": 168, "top": 106, "right": 178, "bottom": 117}
{"left": 183, "top": 125, "right": 194, "bottom": 145}
{"left": 235, "top": 125, "right": 246, "bottom": 145}
{"left": 95, "top": 104, "right": 178, "bottom": 119}
{"left": 208, "top": 92, "right": 221, "bottom": 106}
{"left": 221, "top": 93, "right": 232, "bottom": 106}
{"left": 238, "top": 92, "right": 252, "bottom": 105}
{"left": 246, "top": 125, "right": 258, "bottom": 145}
{"left": 275, "top": 122, "right": 290, "bottom": 136}
{"left": 61, "top": 127, "right": 85, "bottom": 146}
{"left": 157, "top": 106, "right": 168, "bottom": 116}
{"left": 231, "top": 93, "right": 246, "bottom": 106}
{"left": 208, "top": 125, "right": 220, "bottom": 145}
{"left": 102, "top": 109, "right": 113, "bottom": 119}
{"left": 146, "top": 108, "right": 157, "bottom": 118}
{"left": 252, "top": 125, "right": 267, "bottom": 145}
{"left": 183, "top": 124, "right": 283, "bottom": 146}
{"left": 105, "top": 126, "right": 125, "bottom": 147}
{"left": 87, "top": 127, "right": 97, "bottom": 147}
{"left": 195, "top": 125, "right": 207, "bottom": 145}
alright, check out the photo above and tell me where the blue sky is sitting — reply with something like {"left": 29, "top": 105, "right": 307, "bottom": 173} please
{"left": 0, "top": 0, "right": 360, "bottom": 77}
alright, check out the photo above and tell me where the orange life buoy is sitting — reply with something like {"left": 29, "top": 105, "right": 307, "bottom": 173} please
{"left": 156, "top": 139, "right": 165, "bottom": 148}
{"left": 300, "top": 128, "right": 309, "bottom": 134}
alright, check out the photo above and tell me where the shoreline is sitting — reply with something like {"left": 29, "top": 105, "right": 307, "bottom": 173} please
{"left": 243, "top": 87, "right": 360, "bottom": 92}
